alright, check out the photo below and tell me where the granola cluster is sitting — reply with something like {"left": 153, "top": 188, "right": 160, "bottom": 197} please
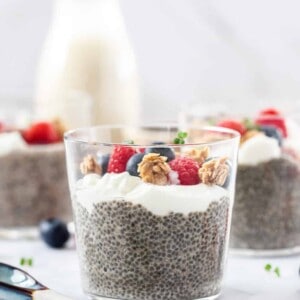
{"left": 80, "top": 155, "right": 102, "bottom": 175}
{"left": 199, "top": 157, "right": 229, "bottom": 186}
{"left": 138, "top": 153, "right": 171, "bottom": 185}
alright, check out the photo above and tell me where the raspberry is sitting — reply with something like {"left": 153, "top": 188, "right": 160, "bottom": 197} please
{"left": 108, "top": 146, "right": 136, "bottom": 173}
{"left": 259, "top": 107, "right": 281, "bottom": 116}
{"left": 217, "top": 120, "right": 246, "bottom": 135}
{"left": 169, "top": 157, "right": 200, "bottom": 185}
{"left": 23, "top": 122, "right": 60, "bottom": 144}
{"left": 255, "top": 116, "right": 287, "bottom": 138}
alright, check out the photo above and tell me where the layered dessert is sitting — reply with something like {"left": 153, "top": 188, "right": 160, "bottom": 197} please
{"left": 71, "top": 134, "right": 235, "bottom": 300}
{"left": 217, "top": 108, "right": 300, "bottom": 251}
{"left": 0, "top": 120, "right": 72, "bottom": 228}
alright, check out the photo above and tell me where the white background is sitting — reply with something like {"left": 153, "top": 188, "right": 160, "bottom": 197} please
{"left": 0, "top": 0, "right": 300, "bottom": 120}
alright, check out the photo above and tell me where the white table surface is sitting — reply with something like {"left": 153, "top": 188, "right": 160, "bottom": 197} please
{"left": 0, "top": 239, "right": 299, "bottom": 300}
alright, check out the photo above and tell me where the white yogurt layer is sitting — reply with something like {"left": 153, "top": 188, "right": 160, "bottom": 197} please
{"left": 239, "top": 134, "right": 281, "bottom": 166}
{"left": 0, "top": 132, "right": 27, "bottom": 156}
{"left": 76, "top": 172, "right": 229, "bottom": 215}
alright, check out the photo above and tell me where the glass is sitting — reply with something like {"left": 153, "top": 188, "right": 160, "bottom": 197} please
{"left": 64, "top": 125, "right": 239, "bottom": 300}
{"left": 182, "top": 107, "right": 300, "bottom": 256}
{"left": 0, "top": 107, "right": 72, "bottom": 239}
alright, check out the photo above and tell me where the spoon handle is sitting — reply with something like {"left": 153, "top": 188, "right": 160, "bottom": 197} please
{"left": 33, "top": 289, "right": 72, "bottom": 300}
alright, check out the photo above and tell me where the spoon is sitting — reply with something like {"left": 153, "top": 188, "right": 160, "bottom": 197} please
{"left": 0, "top": 262, "right": 72, "bottom": 299}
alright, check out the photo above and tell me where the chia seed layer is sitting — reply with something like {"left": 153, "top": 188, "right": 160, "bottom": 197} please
{"left": 231, "top": 157, "right": 300, "bottom": 250}
{"left": 73, "top": 197, "right": 230, "bottom": 300}
{"left": 0, "top": 144, "right": 72, "bottom": 227}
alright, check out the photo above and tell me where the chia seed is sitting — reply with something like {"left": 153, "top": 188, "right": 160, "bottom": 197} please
{"left": 231, "top": 157, "right": 300, "bottom": 250}
{"left": 73, "top": 197, "right": 230, "bottom": 300}
{"left": 0, "top": 144, "right": 72, "bottom": 227}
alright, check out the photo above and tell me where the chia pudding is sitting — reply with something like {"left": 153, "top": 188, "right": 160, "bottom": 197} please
{"left": 231, "top": 155, "right": 300, "bottom": 251}
{"left": 65, "top": 126, "right": 239, "bottom": 300}
{"left": 215, "top": 110, "right": 300, "bottom": 252}
{"left": 0, "top": 144, "right": 71, "bottom": 227}
{"left": 72, "top": 158, "right": 232, "bottom": 299}
{"left": 0, "top": 121, "right": 72, "bottom": 229}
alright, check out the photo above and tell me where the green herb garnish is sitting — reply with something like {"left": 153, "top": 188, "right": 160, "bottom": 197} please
{"left": 274, "top": 267, "right": 281, "bottom": 278}
{"left": 123, "top": 140, "right": 134, "bottom": 145}
{"left": 173, "top": 131, "right": 188, "bottom": 144}
{"left": 243, "top": 118, "right": 260, "bottom": 131}
{"left": 265, "top": 263, "right": 272, "bottom": 272}
{"left": 264, "top": 263, "right": 280, "bottom": 277}
{"left": 20, "top": 257, "right": 33, "bottom": 267}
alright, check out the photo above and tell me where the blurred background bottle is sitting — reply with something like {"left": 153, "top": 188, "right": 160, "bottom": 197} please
{"left": 35, "top": 0, "right": 139, "bottom": 128}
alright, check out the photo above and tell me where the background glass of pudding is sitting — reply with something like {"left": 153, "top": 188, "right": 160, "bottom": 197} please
{"left": 64, "top": 124, "right": 239, "bottom": 300}
{"left": 0, "top": 108, "right": 74, "bottom": 239}
{"left": 181, "top": 106, "right": 300, "bottom": 256}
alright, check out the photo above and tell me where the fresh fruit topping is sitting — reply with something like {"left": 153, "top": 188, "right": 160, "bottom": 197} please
{"left": 259, "top": 125, "right": 282, "bottom": 146}
{"left": 23, "top": 121, "right": 60, "bottom": 144}
{"left": 173, "top": 131, "right": 188, "bottom": 144}
{"left": 255, "top": 116, "right": 287, "bottom": 137}
{"left": 259, "top": 108, "right": 281, "bottom": 116}
{"left": 80, "top": 155, "right": 102, "bottom": 175}
{"left": 217, "top": 120, "right": 246, "bottom": 135}
{"left": 152, "top": 141, "right": 166, "bottom": 145}
{"left": 39, "top": 218, "right": 70, "bottom": 248}
{"left": 199, "top": 157, "right": 229, "bottom": 186}
{"left": 138, "top": 153, "right": 170, "bottom": 185}
{"left": 184, "top": 146, "right": 210, "bottom": 166}
{"left": 0, "top": 122, "right": 5, "bottom": 133}
{"left": 126, "top": 153, "right": 145, "bottom": 176}
{"left": 97, "top": 153, "right": 110, "bottom": 175}
{"left": 145, "top": 146, "right": 175, "bottom": 162}
{"left": 169, "top": 157, "right": 200, "bottom": 185}
{"left": 108, "top": 146, "right": 136, "bottom": 173}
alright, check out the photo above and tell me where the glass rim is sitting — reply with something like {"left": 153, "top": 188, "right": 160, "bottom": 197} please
{"left": 64, "top": 124, "right": 240, "bottom": 147}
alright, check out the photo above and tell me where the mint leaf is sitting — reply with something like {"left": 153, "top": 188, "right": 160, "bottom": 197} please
{"left": 274, "top": 267, "right": 281, "bottom": 277}
{"left": 265, "top": 264, "right": 272, "bottom": 272}
{"left": 174, "top": 131, "right": 188, "bottom": 144}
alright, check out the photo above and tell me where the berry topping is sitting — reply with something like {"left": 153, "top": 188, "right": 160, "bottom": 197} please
{"left": 255, "top": 116, "right": 287, "bottom": 138}
{"left": 217, "top": 120, "right": 246, "bottom": 135}
{"left": 39, "top": 218, "right": 70, "bottom": 248}
{"left": 259, "top": 125, "right": 282, "bottom": 146}
{"left": 97, "top": 153, "right": 110, "bottom": 175}
{"left": 126, "top": 153, "right": 145, "bottom": 176}
{"left": 23, "top": 122, "right": 60, "bottom": 144}
{"left": 169, "top": 157, "right": 200, "bottom": 185}
{"left": 108, "top": 146, "right": 136, "bottom": 173}
{"left": 258, "top": 107, "right": 281, "bottom": 116}
{"left": 145, "top": 147, "right": 175, "bottom": 162}
{"left": 0, "top": 122, "right": 5, "bottom": 133}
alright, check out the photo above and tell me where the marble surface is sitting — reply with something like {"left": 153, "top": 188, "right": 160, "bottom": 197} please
{"left": 0, "top": 239, "right": 299, "bottom": 300}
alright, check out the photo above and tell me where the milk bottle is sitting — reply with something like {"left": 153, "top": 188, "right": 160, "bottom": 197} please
{"left": 35, "top": 0, "right": 139, "bottom": 128}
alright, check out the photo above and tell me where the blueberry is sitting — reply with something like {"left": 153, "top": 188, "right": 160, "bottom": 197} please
{"left": 260, "top": 125, "right": 282, "bottom": 146}
{"left": 151, "top": 141, "right": 166, "bottom": 145}
{"left": 39, "top": 218, "right": 70, "bottom": 248}
{"left": 97, "top": 153, "right": 110, "bottom": 175}
{"left": 126, "top": 153, "right": 145, "bottom": 176}
{"left": 145, "top": 146, "right": 175, "bottom": 162}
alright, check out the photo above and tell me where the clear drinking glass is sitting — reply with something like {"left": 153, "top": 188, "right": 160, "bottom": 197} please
{"left": 64, "top": 125, "right": 239, "bottom": 300}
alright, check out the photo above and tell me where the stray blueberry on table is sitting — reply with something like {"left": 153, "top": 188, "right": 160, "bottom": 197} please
{"left": 39, "top": 218, "right": 70, "bottom": 249}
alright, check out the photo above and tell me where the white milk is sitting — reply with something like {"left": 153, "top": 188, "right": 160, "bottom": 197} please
{"left": 35, "top": 0, "right": 139, "bottom": 128}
